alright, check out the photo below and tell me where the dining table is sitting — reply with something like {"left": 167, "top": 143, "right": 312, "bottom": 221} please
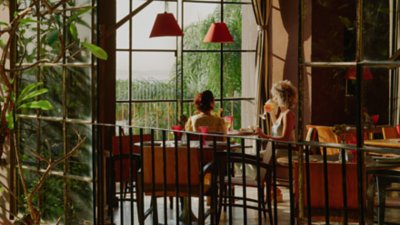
{"left": 364, "top": 138, "right": 400, "bottom": 149}
{"left": 135, "top": 139, "right": 242, "bottom": 224}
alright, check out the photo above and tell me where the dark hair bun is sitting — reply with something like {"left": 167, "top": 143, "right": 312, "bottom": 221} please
{"left": 194, "top": 90, "right": 214, "bottom": 112}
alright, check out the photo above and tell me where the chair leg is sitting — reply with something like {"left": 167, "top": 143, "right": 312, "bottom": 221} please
{"left": 377, "top": 177, "right": 387, "bottom": 225}
{"left": 151, "top": 196, "right": 159, "bottom": 225}
{"left": 266, "top": 177, "right": 273, "bottom": 225}
{"left": 136, "top": 181, "right": 145, "bottom": 225}
{"left": 169, "top": 196, "right": 173, "bottom": 209}
{"left": 261, "top": 187, "right": 267, "bottom": 219}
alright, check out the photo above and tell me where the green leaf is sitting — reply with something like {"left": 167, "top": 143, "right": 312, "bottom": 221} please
{"left": 46, "top": 30, "right": 59, "bottom": 46}
{"left": 17, "top": 88, "right": 48, "bottom": 105}
{"left": 69, "top": 23, "right": 78, "bottom": 40}
{"left": 17, "top": 82, "right": 44, "bottom": 103}
{"left": 0, "top": 21, "right": 8, "bottom": 26}
{"left": 20, "top": 18, "right": 39, "bottom": 25}
{"left": 82, "top": 42, "right": 108, "bottom": 60}
{"left": 6, "top": 113, "right": 14, "bottom": 130}
{"left": 18, "top": 100, "right": 53, "bottom": 110}
{"left": 68, "top": 7, "right": 93, "bottom": 24}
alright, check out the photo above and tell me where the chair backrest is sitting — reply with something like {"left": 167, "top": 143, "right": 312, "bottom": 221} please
{"left": 382, "top": 126, "right": 399, "bottom": 139}
{"left": 111, "top": 134, "right": 152, "bottom": 182}
{"left": 141, "top": 146, "right": 213, "bottom": 196}
{"left": 306, "top": 125, "right": 340, "bottom": 155}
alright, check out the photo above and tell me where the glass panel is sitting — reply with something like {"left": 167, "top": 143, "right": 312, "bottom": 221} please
{"left": 19, "top": 119, "right": 39, "bottom": 164}
{"left": 312, "top": 1, "right": 356, "bottom": 62}
{"left": 221, "top": 100, "right": 241, "bottom": 130}
{"left": 134, "top": 1, "right": 178, "bottom": 49}
{"left": 116, "top": 51, "right": 178, "bottom": 83}
{"left": 67, "top": 179, "right": 93, "bottom": 224}
{"left": 40, "top": 120, "right": 64, "bottom": 171}
{"left": 183, "top": 3, "right": 219, "bottom": 51}
{"left": 310, "top": 67, "right": 389, "bottom": 126}
{"left": 223, "top": 4, "right": 255, "bottom": 51}
{"left": 116, "top": 103, "right": 130, "bottom": 123}
{"left": 132, "top": 52, "right": 177, "bottom": 82}
{"left": 131, "top": 102, "right": 178, "bottom": 129}
{"left": 41, "top": 66, "right": 64, "bottom": 117}
{"left": 66, "top": 123, "right": 93, "bottom": 177}
{"left": 362, "top": 67, "right": 390, "bottom": 125}
{"left": 117, "top": 0, "right": 130, "bottom": 22}
{"left": 37, "top": 175, "right": 65, "bottom": 222}
{"left": 182, "top": 52, "right": 221, "bottom": 99}
{"left": 116, "top": 23, "right": 130, "bottom": 49}
{"left": 223, "top": 52, "right": 241, "bottom": 98}
{"left": 241, "top": 4, "right": 257, "bottom": 51}
{"left": 363, "top": 0, "right": 390, "bottom": 60}
{"left": 118, "top": 1, "right": 179, "bottom": 49}
{"left": 67, "top": 66, "right": 93, "bottom": 119}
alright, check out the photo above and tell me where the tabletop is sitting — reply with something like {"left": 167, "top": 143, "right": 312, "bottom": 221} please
{"left": 364, "top": 138, "right": 400, "bottom": 149}
{"left": 135, "top": 140, "right": 242, "bottom": 149}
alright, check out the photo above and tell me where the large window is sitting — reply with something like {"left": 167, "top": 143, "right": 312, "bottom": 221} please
{"left": 116, "top": 0, "right": 257, "bottom": 130}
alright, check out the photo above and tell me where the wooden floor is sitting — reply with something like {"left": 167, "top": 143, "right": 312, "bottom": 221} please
{"left": 110, "top": 186, "right": 400, "bottom": 225}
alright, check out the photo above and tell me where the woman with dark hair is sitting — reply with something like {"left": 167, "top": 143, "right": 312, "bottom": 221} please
{"left": 185, "top": 90, "right": 226, "bottom": 134}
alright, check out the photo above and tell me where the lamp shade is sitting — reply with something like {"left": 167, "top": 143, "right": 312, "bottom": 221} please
{"left": 149, "top": 12, "right": 183, "bottom": 37}
{"left": 203, "top": 22, "right": 234, "bottom": 43}
{"left": 345, "top": 67, "right": 373, "bottom": 80}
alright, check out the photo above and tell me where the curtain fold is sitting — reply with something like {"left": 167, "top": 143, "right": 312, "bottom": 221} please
{"left": 252, "top": 0, "right": 272, "bottom": 133}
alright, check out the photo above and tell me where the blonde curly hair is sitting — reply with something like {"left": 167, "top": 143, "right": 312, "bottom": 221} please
{"left": 271, "top": 80, "right": 298, "bottom": 109}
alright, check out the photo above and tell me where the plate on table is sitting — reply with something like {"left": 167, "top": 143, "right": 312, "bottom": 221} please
{"left": 372, "top": 154, "right": 400, "bottom": 163}
{"left": 137, "top": 141, "right": 162, "bottom": 147}
{"left": 238, "top": 128, "right": 256, "bottom": 135}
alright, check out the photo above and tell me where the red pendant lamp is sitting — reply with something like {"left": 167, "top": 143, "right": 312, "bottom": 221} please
{"left": 149, "top": 12, "right": 183, "bottom": 37}
{"left": 203, "top": 22, "right": 234, "bottom": 43}
{"left": 345, "top": 67, "right": 373, "bottom": 80}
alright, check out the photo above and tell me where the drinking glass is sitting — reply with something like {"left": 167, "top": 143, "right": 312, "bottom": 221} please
{"left": 224, "top": 116, "right": 233, "bottom": 131}
{"left": 171, "top": 125, "right": 183, "bottom": 140}
{"left": 198, "top": 126, "right": 209, "bottom": 145}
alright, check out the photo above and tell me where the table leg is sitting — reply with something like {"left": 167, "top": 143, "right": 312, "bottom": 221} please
{"left": 179, "top": 198, "right": 198, "bottom": 224}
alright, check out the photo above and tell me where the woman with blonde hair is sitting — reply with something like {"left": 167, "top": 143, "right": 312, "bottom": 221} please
{"left": 256, "top": 80, "right": 298, "bottom": 202}
{"left": 256, "top": 79, "right": 298, "bottom": 143}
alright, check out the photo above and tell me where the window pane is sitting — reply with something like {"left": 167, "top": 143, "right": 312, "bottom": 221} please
{"left": 117, "top": 0, "right": 178, "bottom": 49}
{"left": 363, "top": 0, "right": 390, "bottom": 60}
{"left": 67, "top": 66, "right": 93, "bottom": 119}
{"left": 223, "top": 4, "right": 257, "bottom": 50}
{"left": 42, "top": 66, "right": 64, "bottom": 117}
{"left": 116, "top": 51, "right": 178, "bottom": 82}
{"left": 223, "top": 52, "right": 241, "bottom": 98}
{"left": 131, "top": 102, "right": 178, "bottom": 129}
{"left": 312, "top": 1, "right": 356, "bottom": 62}
{"left": 183, "top": 3, "right": 219, "bottom": 50}
{"left": 183, "top": 52, "right": 221, "bottom": 99}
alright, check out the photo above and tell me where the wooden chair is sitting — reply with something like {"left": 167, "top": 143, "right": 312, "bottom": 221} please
{"left": 218, "top": 152, "right": 273, "bottom": 224}
{"left": 306, "top": 125, "right": 340, "bottom": 155}
{"left": 109, "top": 134, "right": 151, "bottom": 200}
{"left": 382, "top": 126, "right": 399, "bottom": 139}
{"left": 136, "top": 145, "right": 218, "bottom": 225}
